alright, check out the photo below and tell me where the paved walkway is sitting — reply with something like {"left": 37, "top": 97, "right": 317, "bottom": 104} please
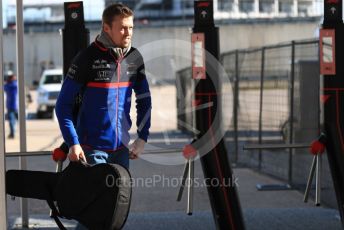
{"left": 7, "top": 159, "right": 342, "bottom": 229}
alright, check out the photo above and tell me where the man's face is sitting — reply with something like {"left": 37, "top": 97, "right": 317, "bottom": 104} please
{"left": 103, "top": 15, "right": 133, "bottom": 48}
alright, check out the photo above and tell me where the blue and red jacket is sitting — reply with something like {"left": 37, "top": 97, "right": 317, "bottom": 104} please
{"left": 55, "top": 40, "right": 151, "bottom": 151}
{"left": 4, "top": 80, "right": 18, "bottom": 111}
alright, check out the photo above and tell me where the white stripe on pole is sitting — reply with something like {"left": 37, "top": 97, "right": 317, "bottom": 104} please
{"left": 16, "top": 0, "right": 29, "bottom": 227}
{"left": 0, "top": 0, "right": 8, "bottom": 228}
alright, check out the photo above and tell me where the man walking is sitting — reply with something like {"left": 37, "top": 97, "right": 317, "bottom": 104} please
{"left": 56, "top": 3, "right": 151, "bottom": 169}
{"left": 4, "top": 74, "right": 18, "bottom": 139}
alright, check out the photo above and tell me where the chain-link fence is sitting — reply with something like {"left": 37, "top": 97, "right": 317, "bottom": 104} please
{"left": 176, "top": 38, "right": 338, "bottom": 208}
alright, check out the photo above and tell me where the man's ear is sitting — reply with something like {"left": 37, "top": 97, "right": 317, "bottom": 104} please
{"left": 103, "top": 23, "right": 111, "bottom": 33}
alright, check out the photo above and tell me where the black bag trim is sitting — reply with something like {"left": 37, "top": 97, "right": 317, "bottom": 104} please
{"left": 110, "top": 164, "right": 132, "bottom": 230}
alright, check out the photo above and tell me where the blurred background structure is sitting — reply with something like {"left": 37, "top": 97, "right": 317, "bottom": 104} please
{"left": 4, "top": 0, "right": 323, "bottom": 25}
{"left": 2, "top": 0, "right": 323, "bottom": 87}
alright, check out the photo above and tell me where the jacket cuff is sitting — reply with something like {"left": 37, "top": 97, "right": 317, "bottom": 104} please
{"left": 138, "top": 132, "right": 148, "bottom": 142}
{"left": 67, "top": 136, "right": 80, "bottom": 147}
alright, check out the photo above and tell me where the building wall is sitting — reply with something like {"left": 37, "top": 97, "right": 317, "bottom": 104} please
{"left": 3, "top": 18, "right": 320, "bottom": 86}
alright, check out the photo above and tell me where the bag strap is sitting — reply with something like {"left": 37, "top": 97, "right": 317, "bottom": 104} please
{"left": 46, "top": 186, "right": 67, "bottom": 230}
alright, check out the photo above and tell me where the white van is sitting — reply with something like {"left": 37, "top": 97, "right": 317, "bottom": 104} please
{"left": 36, "top": 68, "right": 63, "bottom": 118}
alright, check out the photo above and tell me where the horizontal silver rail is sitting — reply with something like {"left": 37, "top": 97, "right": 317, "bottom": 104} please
{"left": 5, "top": 151, "right": 52, "bottom": 157}
{"left": 144, "top": 148, "right": 182, "bottom": 154}
{"left": 5, "top": 148, "right": 184, "bottom": 157}
{"left": 243, "top": 143, "right": 310, "bottom": 150}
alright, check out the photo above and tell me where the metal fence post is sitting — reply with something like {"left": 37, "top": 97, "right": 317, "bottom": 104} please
{"left": 258, "top": 47, "right": 265, "bottom": 170}
{"left": 16, "top": 0, "right": 29, "bottom": 227}
{"left": 288, "top": 41, "right": 296, "bottom": 184}
{"left": 234, "top": 50, "right": 239, "bottom": 163}
{"left": 0, "top": 0, "right": 8, "bottom": 228}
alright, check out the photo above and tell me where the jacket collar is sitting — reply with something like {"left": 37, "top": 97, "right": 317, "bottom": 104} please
{"left": 95, "top": 30, "right": 131, "bottom": 59}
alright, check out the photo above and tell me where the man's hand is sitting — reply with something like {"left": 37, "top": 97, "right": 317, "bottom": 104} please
{"left": 129, "top": 138, "right": 146, "bottom": 159}
{"left": 68, "top": 144, "right": 87, "bottom": 162}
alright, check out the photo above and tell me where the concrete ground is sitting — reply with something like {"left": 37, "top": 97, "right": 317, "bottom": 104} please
{"left": 3, "top": 86, "right": 343, "bottom": 229}
{"left": 7, "top": 159, "right": 342, "bottom": 229}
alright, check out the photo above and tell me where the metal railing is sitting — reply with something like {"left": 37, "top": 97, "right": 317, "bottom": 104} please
{"left": 176, "top": 38, "right": 337, "bottom": 207}
{"left": 224, "top": 39, "right": 320, "bottom": 183}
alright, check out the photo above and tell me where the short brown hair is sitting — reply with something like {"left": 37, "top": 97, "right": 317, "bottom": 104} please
{"left": 102, "top": 3, "right": 133, "bottom": 26}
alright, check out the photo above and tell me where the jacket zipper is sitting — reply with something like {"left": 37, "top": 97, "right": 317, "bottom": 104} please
{"left": 114, "top": 56, "right": 123, "bottom": 148}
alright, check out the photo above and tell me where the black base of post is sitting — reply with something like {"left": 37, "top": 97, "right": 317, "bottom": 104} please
{"left": 192, "top": 1, "right": 245, "bottom": 229}
{"left": 62, "top": 1, "right": 90, "bottom": 76}
{"left": 200, "top": 139, "right": 245, "bottom": 229}
{"left": 322, "top": 1, "right": 344, "bottom": 227}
